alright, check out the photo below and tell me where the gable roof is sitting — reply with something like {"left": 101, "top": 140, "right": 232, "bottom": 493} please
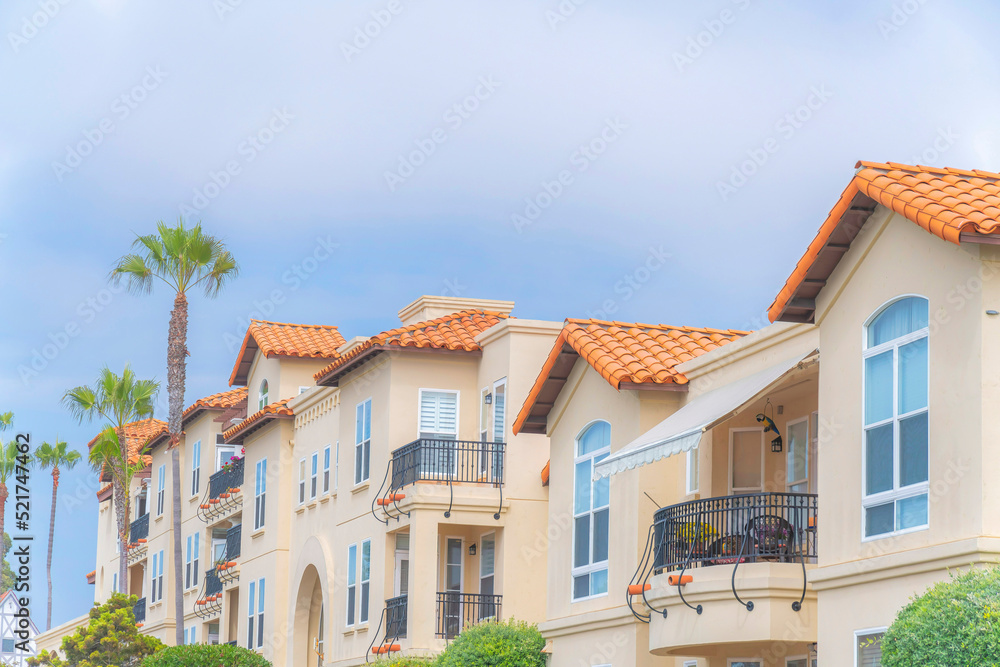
{"left": 145, "top": 387, "right": 249, "bottom": 451}
{"left": 221, "top": 398, "right": 294, "bottom": 444}
{"left": 229, "top": 320, "right": 346, "bottom": 386}
{"left": 770, "top": 160, "right": 1000, "bottom": 323}
{"left": 0, "top": 591, "right": 39, "bottom": 637}
{"left": 314, "top": 310, "right": 509, "bottom": 386}
{"left": 513, "top": 319, "right": 748, "bottom": 435}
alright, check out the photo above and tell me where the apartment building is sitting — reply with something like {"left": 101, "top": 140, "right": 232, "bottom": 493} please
{"left": 86, "top": 296, "right": 560, "bottom": 666}
{"left": 512, "top": 160, "right": 1000, "bottom": 667}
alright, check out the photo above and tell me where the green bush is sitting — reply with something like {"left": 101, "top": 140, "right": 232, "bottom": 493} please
{"left": 370, "top": 657, "right": 435, "bottom": 667}
{"left": 882, "top": 566, "right": 1000, "bottom": 666}
{"left": 140, "top": 644, "right": 272, "bottom": 667}
{"left": 436, "top": 619, "right": 545, "bottom": 667}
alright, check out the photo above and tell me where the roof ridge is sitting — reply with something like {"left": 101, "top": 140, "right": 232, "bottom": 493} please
{"left": 856, "top": 160, "right": 1000, "bottom": 182}
{"left": 565, "top": 317, "right": 749, "bottom": 335}
{"left": 249, "top": 319, "right": 342, "bottom": 330}
{"left": 375, "top": 309, "right": 506, "bottom": 339}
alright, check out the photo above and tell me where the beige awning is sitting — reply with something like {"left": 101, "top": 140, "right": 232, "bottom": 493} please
{"left": 593, "top": 350, "right": 817, "bottom": 480}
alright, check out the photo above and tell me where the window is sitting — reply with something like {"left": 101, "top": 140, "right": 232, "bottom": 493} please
{"left": 419, "top": 390, "right": 458, "bottom": 476}
{"left": 686, "top": 447, "right": 699, "bottom": 495}
{"left": 856, "top": 629, "right": 885, "bottom": 666}
{"left": 1, "top": 638, "right": 13, "bottom": 653}
{"left": 863, "top": 297, "right": 929, "bottom": 539}
{"left": 247, "top": 578, "right": 265, "bottom": 649}
{"left": 112, "top": 572, "right": 118, "bottom": 594}
{"left": 150, "top": 550, "right": 164, "bottom": 603}
{"left": 299, "top": 385, "right": 311, "bottom": 394}
{"left": 156, "top": 464, "right": 165, "bottom": 516}
{"left": 298, "top": 458, "right": 307, "bottom": 506}
{"left": 729, "top": 662, "right": 761, "bottom": 667}
{"left": 572, "top": 421, "right": 610, "bottom": 601}
{"left": 216, "top": 443, "right": 237, "bottom": 472}
{"left": 360, "top": 539, "right": 371, "bottom": 623}
{"left": 258, "top": 379, "right": 269, "bottom": 411}
{"left": 334, "top": 442, "right": 340, "bottom": 491}
{"left": 346, "top": 543, "right": 357, "bottom": 626}
{"left": 310, "top": 452, "right": 319, "bottom": 500}
{"left": 492, "top": 380, "right": 506, "bottom": 442}
{"left": 185, "top": 532, "right": 200, "bottom": 589}
{"left": 787, "top": 659, "right": 808, "bottom": 667}
{"left": 185, "top": 625, "right": 197, "bottom": 645}
{"left": 254, "top": 459, "right": 267, "bottom": 530}
{"left": 480, "top": 533, "right": 497, "bottom": 621}
{"left": 786, "top": 417, "right": 809, "bottom": 492}
{"left": 355, "top": 399, "right": 372, "bottom": 484}
{"left": 731, "top": 429, "right": 764, "bottom": 494}
{"left": 683, "top": 662, "right": 698, "bottom": 667}
{"left": 322, "top": 445, "right": 331, "bottom": 494}
{"left": 191, "top": 440, "right": 201, "bottom": 496}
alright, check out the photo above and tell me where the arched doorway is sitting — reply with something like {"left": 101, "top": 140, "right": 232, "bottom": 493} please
{"left": 292, "top": 565, "right": 326, "bottom": 666}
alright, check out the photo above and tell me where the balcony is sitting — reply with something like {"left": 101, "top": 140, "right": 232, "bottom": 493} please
{"left": 133, "top": 597, "right": 146, "bottom": 626}
{"left": 126, "top": 513, "right": 149, "bottom": 564}
{"left": 631, "top": 492, "right": 818, "bottom": 657}
{"left": 369, "top": 595, "right": 408, "bottom": 658}
{"left": 215, "top": 523, "right": 241, "bottom": 585}
{"left": 374, "top": 439, "right": 505, "bottom": 522}
{"left": 197, "top": 458, "right": 245, "bottom": 523}
{"left": 436, "top": 593, "right": 502, "bottom": 639}
{"left": 194, "top": 568, "right": 224, "bottom": 619}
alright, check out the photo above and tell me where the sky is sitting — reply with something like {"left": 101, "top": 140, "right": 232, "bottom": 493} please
{"left": 2, "top": 0, "right": 1000, "bottom": 629}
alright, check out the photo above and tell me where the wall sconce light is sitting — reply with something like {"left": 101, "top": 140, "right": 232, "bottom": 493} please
{"left": 469, "top": 544, "right": 477, "bottom": 556}
{"left": 484, "top": 394, "right": 492, "bottom": 405}
{"left": 756, "top": 399, "right": 783, "bottom": 453}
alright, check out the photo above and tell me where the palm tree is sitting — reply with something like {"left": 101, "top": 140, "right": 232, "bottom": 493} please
{"left": 63, "top": 365, "right": 159, "bottom": 596}
{"left": 110, "top": 219, "right": 238, "bottom": 644}
{"left": 0, "top": 413, "right": 12, "bottom": 431}
{"left": 0, "top": 440, "right": 19, "bottom": 573}
{"left": 35, "top": 438, "right": 82, "bottom": 630}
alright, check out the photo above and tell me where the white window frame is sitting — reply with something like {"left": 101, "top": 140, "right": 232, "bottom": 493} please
{"left": 255, "top": 578, "right": 265, "bottom": 649}
{"left": 492, "top": 378, "right": 507, "bottom": 443}
{"left": 417, "top": 388, "right": 460, "bottom": 440}
{"left": 729, "top": 427, "right": 765, "bottom": 495}
{"left": 346, "top": 543, "right": 357, "bottom": 627}
{"left": 360, "top": 539, "right": 371, "bottom": 624}
{"left": 786, "top": 656, "right": 809, "bottom": 667}
{"left": 299, "top": 385, "right": 311, "bottom": 394}
{"left": 854, "top": 627, "right": 887, "bottom": 667}
{"left": 861, "top": 296, "right": 930, "bottom": 541}
{"left": 322, "top": 445, "right": 332, "bottom": 494}
{"left": 298, "top": 458, "right": 306, "bottom": 506}
{"left": 355, "top": 399, "right": 372, "bottom": 485}
{"left": 334, "top": 441, "right": 340, "bottom": 491}
{"left": 785, "top": 416, "right": 810, "bottom": 492}
{"left": 728, "top": 661, "right": 762, "bottom": 667}
{"left": 686, "top": 447, "right": 699, "bottom": 495}
{"left": 683, "top": 662, "right": 697, "bottom": 667}
{"left": 151, "top": 550, "right": 164, "bottom": 603}
{"left": 571, "top": 420, "right": 611, "bottom": 603}
{"left": 310, "top": 452, "right": 319, "bottom": 500}
{"left": 191, "top": 440, "right": 201, "bottom": 497}
{"left": 156, "top": 464, "right": 166, "bottom": 516}
{"left": 216, "top": 443, "right": 237, "bottom": 472}
{"left": 185, "top": 625, "right": 197, "bottom": 645}
{"left": 185, "top": 531, "right": 200, "bottom": 590}
{"left": 258, "top": 379, "right": 269, "bottom": 411}
{"left": 254, "top": 459, "right": 267, "bottom": 531}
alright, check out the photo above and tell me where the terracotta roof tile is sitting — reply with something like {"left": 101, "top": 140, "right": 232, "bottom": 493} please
{"left": 229, "top": 320, "right": 345, "bottom": 386}
{"left": 86, "top": 418, "right": 166, "bottom": 464}
{"left": 86, "top": 570, "right": 96, "bottom": 585}
{"left": 314, "top": 310, "right": 508, "bottom": 385}
{"left": 513, "top": 319, "right": 748, "bottom": 434}
{"left": 183, "top": 386, "right": 248, "bottom": 418}
{"left": 770, "top": 161, "right": 1000, "bottom": 321}
{"left": 222, "top": 398, "right": 294, "bottom": 443}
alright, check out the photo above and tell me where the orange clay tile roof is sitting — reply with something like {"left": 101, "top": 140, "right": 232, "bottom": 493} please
{"left": 513, "top": 319, "right": 748, "bottom": 435}
{"left": 314, "top": 310, "right": 509, "bottom": 386}
{"left": 222, "top": 398, "right": 294, "bottom": 443}
{"left": 541, "top": 460, "right": 550, "bottom": 487}
{"left": 96, "top": 483, "right": 112, "bottom": 500}
{"left": 769, "top": 161, "right": 1000, "bottom": 322}
{"left": 86, "top": 570, "right": 96, "bottom": 585}
{"left": 229, "top": 320, "right": 346, "bottom": 386}
{"left": 184, "top": 386, "right": 248, "bottom": 418}
{"left": 87, "top": 418, "right": 166, "bottom": 483}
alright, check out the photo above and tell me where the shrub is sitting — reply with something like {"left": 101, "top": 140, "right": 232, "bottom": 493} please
{"left": 140, "top": 644, "right": 272, "bottom": 667}
{"left": 370, "top": 657, "right": 435, "bottom": 667}
{"left": 436, "top": 619, "right": 545, "bottom": 667}
{"left": 881, "top": 566, "right": 1000, "bottom": 667}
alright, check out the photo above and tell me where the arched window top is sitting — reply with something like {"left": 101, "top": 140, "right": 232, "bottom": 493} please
{"left": 577, "top": 420, "right": 611, "bottom": 457}
{"left": 258, "top": 379, "right": 269, "bottom": 410}
{"left": 866, "top": 297, "right": 928, "bottom": 348}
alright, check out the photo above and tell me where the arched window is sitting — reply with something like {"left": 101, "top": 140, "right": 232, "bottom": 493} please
{"left": 863, "top": 296, "right": 929, "bottom": 538}
{"left": 572, "top": 420, "right": 610, "bottom": 601}
{"left": 258, "top": 379, "right": 269, "bottom": 411}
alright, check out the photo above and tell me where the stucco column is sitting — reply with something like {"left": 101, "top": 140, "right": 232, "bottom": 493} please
{"left": 408, "top": 511, "right": 439, "bottom": 650}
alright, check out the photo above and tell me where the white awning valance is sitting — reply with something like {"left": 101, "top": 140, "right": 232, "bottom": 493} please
{"left": 593, "top": 350, "right": 817, "bottom": 480}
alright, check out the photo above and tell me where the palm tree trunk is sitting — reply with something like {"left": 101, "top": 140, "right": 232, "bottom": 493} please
{"left": 168, "top": 291, "right": 188, "bottom": 646}
{"left": 113, "top": 475, "right": 128, "bottom": 596}
{"left": 0, "top": 482, "right": 6, "bottom": 568}
{"left": 46, "top": 467, "right": 58, "bottom": 630}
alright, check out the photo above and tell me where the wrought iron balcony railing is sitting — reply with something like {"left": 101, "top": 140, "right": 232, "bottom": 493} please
{"left": 129, "top": 513, "right": 149, "bottom": 544}
{"left": 373, "top": 439, "right": 505, "bottom": 522}
{"left": 436, "top": 592, "right": 502, "bottom": 639}
{"left": 652, "top": 492, "right": 818, "bottom": 572}
{"left": 226, "top": 523, "right": 242, "bottom": 560}
{"left": 215, "top": 523, "right": 242, "bottom": 585}
{"left": 367, "top": 595, "right": 408, "bottom": 662}
{"left": 133, "top": 597, "right": 146, "bottom": 625}
{"left": 197, "top": 458, "right": 245, "bottom": 523}
{"left": 194, "top": 568, "right": 224, "bottom": 619}
{"left": 627, "top": 492, "right": 818, "bottom": 623}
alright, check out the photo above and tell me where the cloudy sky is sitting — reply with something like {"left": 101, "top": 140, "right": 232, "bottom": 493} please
{"left": 2, "top": 0, "right": 998, "bottom": 627}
